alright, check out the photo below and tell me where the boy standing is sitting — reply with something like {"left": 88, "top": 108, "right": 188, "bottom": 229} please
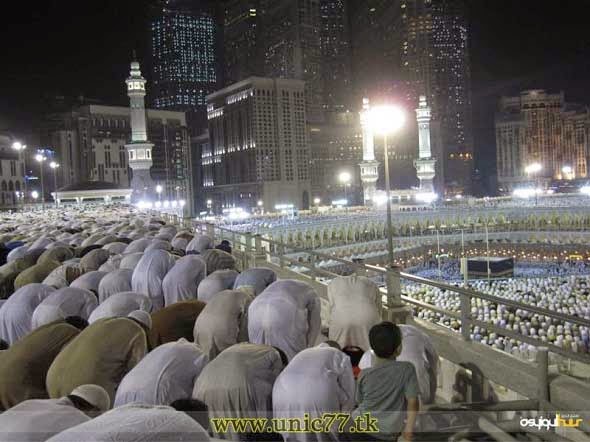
{"left": 353, "top": 322, "right": 419, "bottom": 441}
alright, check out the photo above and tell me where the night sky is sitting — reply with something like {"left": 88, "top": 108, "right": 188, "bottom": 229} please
{"left": 1, "top": 0, "right": 589, "bottom": 191}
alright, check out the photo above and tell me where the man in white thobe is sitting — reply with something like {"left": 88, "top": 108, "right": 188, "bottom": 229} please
{"left": 88, "top": 292, "right": 152, "bottom": 323}
{"left": 358, "top": 324, "right": 439, "bottom": 404}
{"left": 131, "top": 249, "right": 176, "bottom": 310}
{"left": 162, "top": 255, "right": 206, "bottom": 306}
{"left": 186, "top": 235, "right": 213, "bottom": 254}
{"left": 31, "top": 287, "right": 97, "bottom": 329}
{"left": 248, "top": 280, "right": 321, "bottom": 360}
{"left": 233, "top": 268, "right": 277, "bottom": 296}
{"left": 327, "top": 276, "right": 382, "bottom": 351}
{"left": 114, "top": 338, "right": 208, "bottom": 407}
{"left": 0, "top": 283, "right": 55, "bottom": 344}
{"left": 0, "top": 384, "right": 110, "bottom": 442}
{"left": 70, "top": 271, "right": 108, "bottom": 296}
{"left": 97, "top": 268, "right": 133, "bottom": 303}
{"left": 193, "top": 343, "right": 285, "bottom": 441}
{"left": 194, "top": 289, "right": 253, "bottom": 360}
{"left": 44, "top": 404, "right": 210, "bottom": 442}
{"left": 197, "top": 269, "right": 239, "bottom": 302}
{"left": 273, "top": 343, "right": 355, "bottom": 442}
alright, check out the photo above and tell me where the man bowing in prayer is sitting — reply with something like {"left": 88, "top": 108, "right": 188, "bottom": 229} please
{"left": 248, "top": 280, "right": 321, "bottom": 360}
{"left": 47, "top": 310, "right": 152, "bottom": 405}
{"left": 0, "top": 384, "right": 110, "bottom": 442}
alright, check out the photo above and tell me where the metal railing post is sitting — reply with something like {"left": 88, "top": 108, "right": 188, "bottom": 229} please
{"left": 279, "top": 243, "right": 286, "bottom": 268}
{"left": 254, "top": 234, "right": 266, "bottom": 266}
{"left": 386, "top": 265, "right": 403, "bottom": 309}
{"left": 536, "top": 347, "right": 549, "bottom": 402}
{"left": 244, "top": 233, "right": 253, "bottom": 270}
{"left": 206, "top": 223, "right": 214, "bottom": 240}
{"left": 310, "top": 254, "right": 317, "bottom": 281}
{"left": 460, "top": 293, "right": 472, "bottom": 341}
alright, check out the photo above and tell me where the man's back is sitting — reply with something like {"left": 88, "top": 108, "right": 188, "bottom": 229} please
{"left": 0, "top": 397, "right": 90, "bottom": 442}
{"left": 0, "top": 321, "right": 79, "bottom": 410}
{"left": 44, "top": 404, "right": 209, "bottom": 442}
{"left": 248, "top": 280, "right": 321, "bottom": 360}
{"left": 47, "top": 317, "right": 147, "bottom": 403}
{"left": 149, "top": 300, "right": 206, "bottom": 347}
{"left": 115, "top": 339, "right": 207, "bottom": 407}
{"left": 194, "top": 289, "right": 252, "bottom": 360}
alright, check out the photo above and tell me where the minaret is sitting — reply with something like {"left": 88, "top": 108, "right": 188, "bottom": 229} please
{"left": 125, "top": 58, "right": 155, "bottom": 202}
{"left": 359, "top": 98, "right": 379, "bottom": 204}
{"left": 414, "top": 96, "right": 437, "bottom": 193}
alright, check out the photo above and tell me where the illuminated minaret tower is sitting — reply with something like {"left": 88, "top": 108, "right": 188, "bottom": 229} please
{"left": 414, "top": 96, "right": 437, "bottom": 193}
{"left": 359, "top": 98, "right": 379, "bottom": 204}
{"left": 125, "top": 58, "right": 155, "bottom": 202}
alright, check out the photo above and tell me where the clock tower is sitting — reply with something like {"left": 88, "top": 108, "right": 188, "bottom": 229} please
{"left": 125, "top": 59, "right": 155, "bottom": 202}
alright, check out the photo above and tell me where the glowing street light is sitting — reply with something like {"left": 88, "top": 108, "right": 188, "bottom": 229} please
{"left": 313, "top": 197, "right": 321, "bottom": 205}
{"left": 368, "top": 104, "right": 406, "bottom": 267}
{"left": 49, "top": 161, "right": 59, "bottom": 208}
{"left": 31, "top": 190, "right": 39, "bottom": 200}
{"left": 338, "top": 171, "right": 352, "bottom": 205}
{"left": 35, "top": 153, "right": 46, "bottom": 210}
{"left": 156, "top": 184, "right": 163, "bottom": 202}
{"left": 525, "top": 162, "right": 542, "bottom": 206}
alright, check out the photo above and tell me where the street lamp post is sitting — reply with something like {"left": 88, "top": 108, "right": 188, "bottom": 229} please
{"left": 35, "top": 153, "right": 46, "bottom": 210}
{"left": 525, "top": 162, "right": 542, "bottom": 206}
{"left": 11, "top": 142, "right": 27, "bottom": 207}
{"left": 156, "top": 184, "right": 163, "bottom": 203}
{"left": 369, "top": 105, "right": 406, "bottom": 267}
{"left": 49, "top": 162, "right": 59, "bottom": 208}
{"left": 338, "top": 171, "right": 352, "bottom": 206}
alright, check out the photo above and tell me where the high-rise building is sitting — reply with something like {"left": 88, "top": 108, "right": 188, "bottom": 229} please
{"left": 0, "top": 133, "right": 26, "bottom": 209}
{"left": 150, "top": 0, "right": 219, "bottom": 132}
{"left": 41, "top": 105, "right": 190, "bottom": 202}
{"left": 260, "top": 0, "right": 324, "bottom": 123}
{"left": 350, "top": 0, "right": 472, "bottom": 195}
{"left": 223, "top": 0, "right": 261, "bottom": 85}
{"left": 496, "top": 90, "right": 590, "bottom": 193}
{"left": 202, "top": 77, "right": 311, "bottom": 212}
{"left": 319, "top": 0, "right": 352, "bottom": 113}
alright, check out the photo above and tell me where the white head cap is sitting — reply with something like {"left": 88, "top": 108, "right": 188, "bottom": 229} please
{"left": 70, "top": 384, "right": 110, "bottom": 412}
{"left": 128, "top": 310, "right": 152, "bottom": 330}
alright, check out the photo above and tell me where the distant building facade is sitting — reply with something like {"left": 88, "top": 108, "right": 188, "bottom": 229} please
{"left": 350, "top": 0, "right": 473, "bottom": 195}
{"left": 149, "top": 0, "right": 220, "bottom": 132}
{"left": 0, "top": 133, "right": 25, "bottom": 209}
{"left": 223, "top": 0, "right": 261, "bottom": 85}
{"left": 260, "top": 0, "right": 324, "bottom": 123}
{"left": 41, "top": 105, "right": 190, "bottom": 202}
{"left": 496, "top": 90, "right": 590, "bottom": 192}
{"left": 202, "top": 77, "right": 311, "bottom": 211}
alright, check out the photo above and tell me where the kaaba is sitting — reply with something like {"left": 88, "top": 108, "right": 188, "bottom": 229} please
{"left": 467, "top": 257, "right": 514, "bottom": 278}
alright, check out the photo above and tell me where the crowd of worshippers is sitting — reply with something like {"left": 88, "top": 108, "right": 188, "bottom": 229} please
{"left": 0, "top": 211, "right": 438, "bottom": 442}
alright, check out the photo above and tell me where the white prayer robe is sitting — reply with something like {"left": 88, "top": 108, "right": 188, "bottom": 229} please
{"left": 45, "top": 404, "right": 210, "bottom": 442}
{"left": 124, "top": 238, "right": 152, "bottom": 254}
{"left": 70, "top": 271, "right": 108, "bottom": 295}
{"left": 31, "top": 287, "right": 98, "bottom": 329}
{"left": 185, "top": 235, "right": 213, "bottom": 254}
{"left": 97, "top": 269, "right": 133, "bottom": 303}
{"left": 358, "top": 324, "right": 439, "bottom": 404}
{"left": 272, "top": 344, "right": 356, "bottom": 442}
{"left": 131, "top": 250, "right": 176, "bottom": 311}
{"left": 162, "top": 255, "right": 207, "bottom": 306}
{"left": 0, "top": 397, "right": 90, "bottom": 442}
{"left": 0, "top": 283, "right": 56, "bottom": 344}
{"left": 233, "top": 268, "right": 277, "bottom": 296}
{"left": 194, "top": 289, "right": 253, "bottom": 360}
{"left": 327, "top": 276, "right": 382, "bottom": 351}
{"left": 88, "top": 292, "right": 152, "bottom": 323}
{"left": 197, "top": 269, "right": 239, "bottom": 303}
{"left": 248, "top": 280, "right": 322, "bottom": 361}
{"left": 114, "top": 338, "right": 208, "bottom": 407}
{"left": 119, "top": 252, "right": 144, "bottom": 271}
{"left": 193, "top": 343, "right": 283, "bottom": 440}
